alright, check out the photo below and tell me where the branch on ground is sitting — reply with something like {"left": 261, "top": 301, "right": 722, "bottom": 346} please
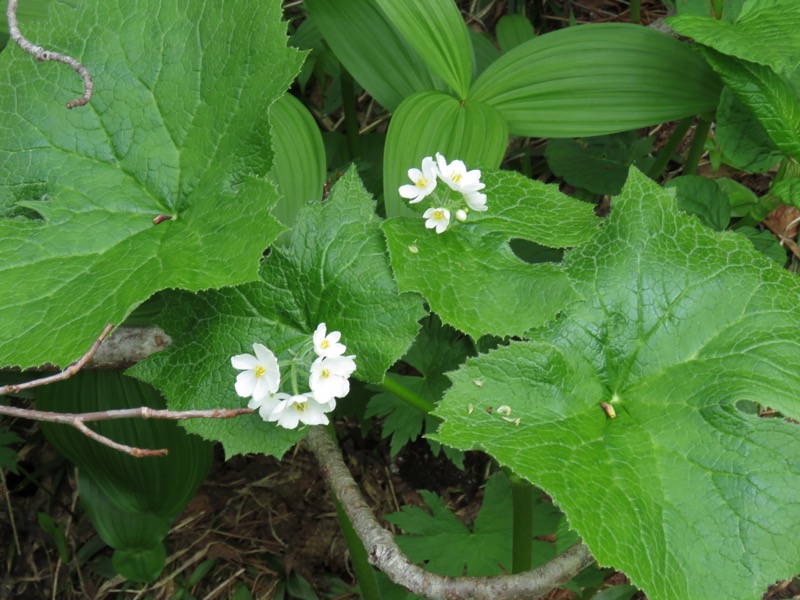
{"left": 306, "top": 426, "right": 595, "bottom": 600}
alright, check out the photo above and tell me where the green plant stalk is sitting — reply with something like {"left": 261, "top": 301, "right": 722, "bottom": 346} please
{"left": 740, "top": 158, "right": 798, "bottom": 226}
{"left": 682, "top": 117, "right": 712, "bottom": 176}
{"left": 647, "top": 116, "right": 693, "bottom": 179}
{"left": 381, "top": 376, "right": 436, "bottom": 413}
{"left": 340, "top": 69, "right": 361, "bottom": 160}
{"left": 711, "top": 0, "right": 724, "bottom": 19}
{"left": 325, "top": 425, "right": 382, "bottom": 600}
{"left": 630, "top": 0, "right": 641, "bottom": 23}
{"left": 506, "top": 469, "right": 534, "bottom": 573}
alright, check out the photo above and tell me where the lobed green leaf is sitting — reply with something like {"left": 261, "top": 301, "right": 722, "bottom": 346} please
{"left": 131, "top": 169, "right": 425, "bottom": 458}
{"left": 383, "top": 170, "right": 599, "bottom": 338}
{"left": 668, "top": 0, "right": 800, "bottom": 75}
{"left": 0, "top": 0, "right": 302, "bottom": 368}
{"left": 433, "top": 168, "right": 800, "bottom": 599}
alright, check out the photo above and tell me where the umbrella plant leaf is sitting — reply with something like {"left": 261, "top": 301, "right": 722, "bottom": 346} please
{"left": 131, "top": 168, "right": 426, "bottom": 458}
{"left": 432, "top": 168, "right": 800, "bottom": 599}
{"left": 668, "top": 0, "right": 800, "bottom": 75}
{"left": 383, "top": 170, "right": 599, "bottom": 338}
{"left": 469, "top": 23, "right": 721, "bottom": 138}
{"left": 702, "top": 50, "right": 800, "bottom": 161}
{"left": 0, "top": 0, "right": 302, "bottom": 368}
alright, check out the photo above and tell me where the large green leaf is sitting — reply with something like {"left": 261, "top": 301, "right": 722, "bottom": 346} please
{"left": 0, "top": 0, "right": 302, "bottom": 368}
{"left": 269, "top": 93, "right": 326, "bottom": 228}
{"left": 382, "top": 170, "right": 599, "bottom": 338}
{"left": 383, "top": 91, "right": 507, "bottom": 218}
{"left": 373, "top": 0, "right": 472, "bottom": 98}
{"left": 668, "top": 0, "right": 800, "bottom": 75}
{"left": 432, "top": 168, "right": 800, "bottom": 599}
{"left": 702, "top": 50, "right": 800, "bottom": 161}
{"left": 131, "top": 169, "right": 425, "bottom": 458}
{"left": 469, "top": 23, "right": 721, "bottom": 137}
{"left": 304, "top": 0, "right": 445, "bottom": 112}
{"left": 716, "top": 87, "right": 784, "bottom": 172}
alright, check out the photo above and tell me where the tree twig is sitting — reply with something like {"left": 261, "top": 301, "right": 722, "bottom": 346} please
{"left": 6, "top": 0, "right": 94, "bottom": 108}
{"left": 306, "top": 427, "right": 595, "bottom": 600}
{"left": 0, "top": 323, "right": 114, "bottom": 396}
{"left": 1, "top": 323, "right": 252, "bottom": 456}
{"left": 0, "top": 404, "right": 254, "bottom": 457}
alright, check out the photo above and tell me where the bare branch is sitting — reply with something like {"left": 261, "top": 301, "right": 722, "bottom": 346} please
{"left": 306, "top": 427, "right": 595, "bottom": 600}
{"left": 6, "top": 0, "right": 94, "bottom": 108}
{"left": 0, "top": 404, "right": 254, "bottom": 457}
{"left": 0, "top": 323, "right": 114, "bottom": 396}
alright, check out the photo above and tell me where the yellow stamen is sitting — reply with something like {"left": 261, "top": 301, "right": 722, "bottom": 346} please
{"left": 295, "top": 401, "right": 307, "bottom": 413}
{"left": 415, "top": 176, "right": 428, "bottom": 188}
{"left": 452, "top": 173, "right": 462, "bottom": 183}
{"left": 433, "top": 210, "right": 444, "bottom": 220}
{"left": 321, "top": 368, "right": 331, "bottom": 379}
{"left": 254, "top": 365, "right": 265, "bottom": 379}
{"left": 321, "top": 339, "right": 330, "bottom": 349}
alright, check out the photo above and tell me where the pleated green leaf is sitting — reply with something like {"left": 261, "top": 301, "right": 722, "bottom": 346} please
{"left": 469, "top": 23, "right": 721, "bottom": 137}
{"left": 37, "top": 372, "right": 213, "bottom": 517}
{"left": 305, "top": 0, "right": 445, "bottom": 111}
{"left": 269, "top": 94, "right": 326, "bottom": 228}
{"left": 374, "top": 0, "right": 473, "bottom": 98}
{"left": 384, "top": 91, "right": 507, "bottom": 218}
{"left": 496, "top": 15, "right": 536, "bottom": 53}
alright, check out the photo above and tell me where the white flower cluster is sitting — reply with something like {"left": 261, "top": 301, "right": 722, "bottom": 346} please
{"left": 231, "top": 324, "right": 356, "bottom": 429}
{"left": 398, "top": 152, "right": 487, "bottom": 234}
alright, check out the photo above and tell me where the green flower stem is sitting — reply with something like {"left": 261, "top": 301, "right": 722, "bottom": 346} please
{"left": 324, "top": 425, "right": 382, "bottom": 600}
{"left": 505, "top": 468, "right": 535, "bottom": 573}
{"left": 647, "top": 116, "right": 693, "bottom": 179}
{"left": 340, "top": 70, "right": 361, "bottom": 160}
{"left": 682, "top": 117, "right": 712, "bottom": 176}
{"left": 630, "top": 0, "right": 641, "bottom": 23}
{"left": 380, "top": 376, "right": 435, "bottom": 414}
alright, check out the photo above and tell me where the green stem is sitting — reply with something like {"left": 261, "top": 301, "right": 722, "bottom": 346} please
{"left": 647, "top": 116, "right": 693, "bottom": 179}
{"left": 682, "top": 117, "right": 712, "bottom": 176}
{"left": 381, "top": 376, "right": 435, "bottom": 414}
{"left": 507, "top": 470, "right": 534, "bottom": 573}
{"left": 711, "top": 0, "right": 724, "bottom": 19}
{"left": 340, "top": 69, "right": 361, "bottom": 160}
{"left": 325, "top": 426, "right": 382, "bottom": 600}
{"left": 629, "top": 0, "right": 641, "bottom": 23}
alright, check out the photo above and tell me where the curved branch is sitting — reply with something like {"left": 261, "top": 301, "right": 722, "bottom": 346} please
{"left": 306, "top": 427, "right": 595, "bottom": 600}
{"left": 6, "top": 0, "right": 94, "bottom": 108}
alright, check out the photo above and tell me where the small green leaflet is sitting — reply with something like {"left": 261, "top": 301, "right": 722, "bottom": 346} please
{"left": 0, "top": 0, "right": 302, "bottom": 368}
{"left": 432, "top": 168, "right": 800, "bottom": 600}
{"left": 131, "top": 169, "right": 425, "bottom": 458}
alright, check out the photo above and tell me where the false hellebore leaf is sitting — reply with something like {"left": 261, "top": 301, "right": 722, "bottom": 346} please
{"left": 0, "top": 0, "right": 302, "bottom": 368}
{"left": 131, "top": 168, "right": 425, "bottom": 458}
{"left": 432, "top": 168, "right": 800, "bottom": 600}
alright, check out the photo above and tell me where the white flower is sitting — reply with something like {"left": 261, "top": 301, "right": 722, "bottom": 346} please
{"left": 248, "top": 391, "right": 290, "bottom": 421}
{"left": 309, "top": 354, "right": 357, "bottom": 403}
{"left": 231, "top": 343, "right": 280, "bottom": 400}
{"left": 455, "top": 209, "right": 468, "bottom": 223}
{"left": 463, "top": 190, "right": 488, "bottom": 212}
{"left": 313, "top": 323, "right": 346, "bottom": 357}
{"left": 423, "top": 207, "right": 450, "bottom": 234}
{"left": 399, "top": 156, "right": 438, "bottom": 204}
{"left": 435, "top": 152, "right": 484, "bottom": 194}
{"left": 267, "top": 393, "right": 331, "bottom": 429}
